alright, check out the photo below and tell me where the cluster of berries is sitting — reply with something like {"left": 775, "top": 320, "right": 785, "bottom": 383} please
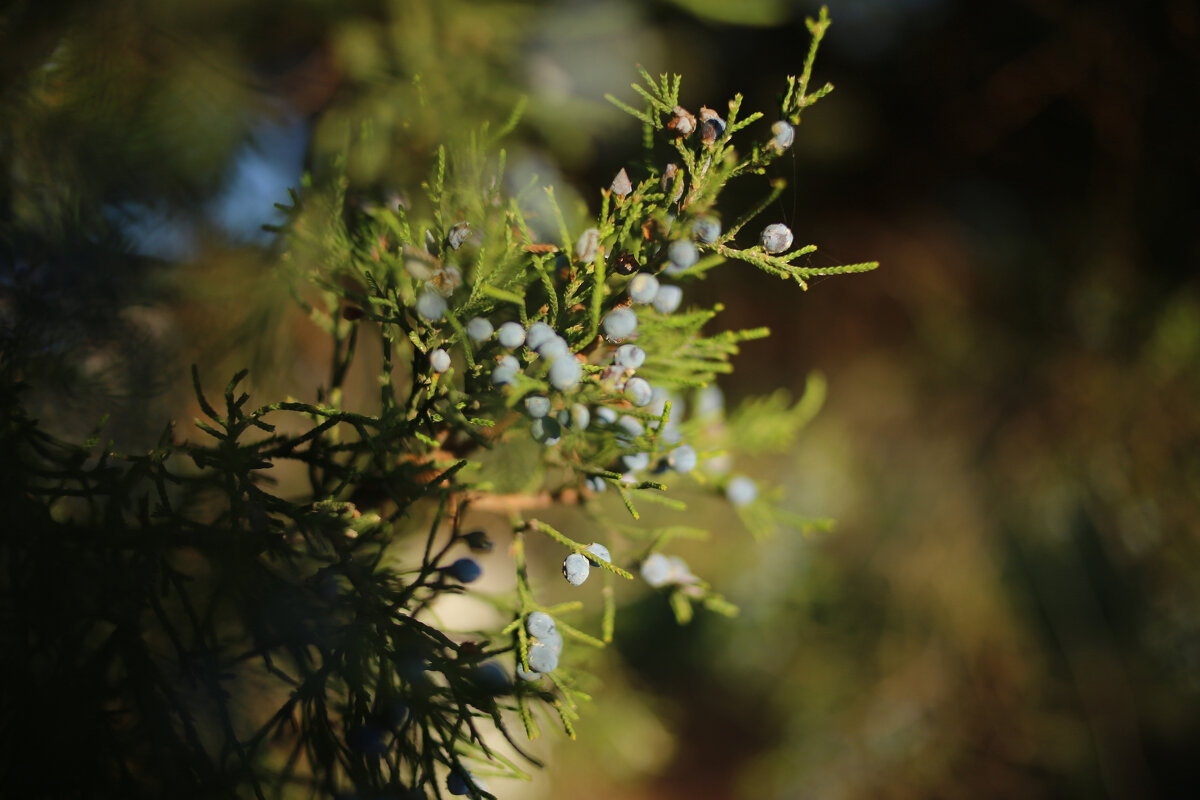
{"left": 562, "top": 542, "right": 610, "bottom": 586}
{"left": 519, "top": 611, "right": 563, "bottom": 677}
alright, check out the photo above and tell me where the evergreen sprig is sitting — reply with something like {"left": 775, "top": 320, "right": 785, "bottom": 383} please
{"left": 0, "top": 5, "right": 871, "bottom": 798}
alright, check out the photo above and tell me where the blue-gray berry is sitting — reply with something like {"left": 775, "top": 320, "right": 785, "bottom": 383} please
{"left": 691, "top": 216, "right": 721, "bottom": 245}
{"left": 528, "top": 641, "right": 560, "bottom": 673}
{"left": 562, "top": 552, "right": 590, "bottom": 586}
{"left": 416, "top": 289, "right": 447, "bottom": 321}
{"left": 668, "top": 444, "right": 698, "bottom": 473}
{"left": 558, "top": 403, "right": 590, "bottom": 430}
{"left": 384, "top": 700, "right": 410, "bottom": 729}
{"left": 624, "top": 376, "right": 653, "bottom": 407}
{"left": 628, "top": 273, "right": 660, "bottom": 304}
{"left": 516, "top": 663, "right": 541, "bottom": 682}
{"left": 491, "top": 354, "right": 520, "bottom": 386}
{"left": 614, "top": 344, "right": 646, "bottom": 369}
{"left": 621, "top": 451, "right": 650, "bottom": 472}
{"left": 585, "top": 475, "right": 607, "bottom": 493}
{"left": 537, "top": 335, "right": 569, "bottom": 359}
{"left": 473, "top": 661, "right": 509, "bottom": 694}
{"left": 524, "top": 395, "right": 551, "bottom": 418}
{"left": 652, "top": 284, "right": 683, "bottom": 314}
{"left": 595, "top": 406, "right": 618, "bottom": 426}
{"left": 430, "top": 348, "right": 451, "bottom": 373}
{"left": 525, "top": 611, "right": 556, "bottom": 639}
{"left": 760, "top": 223, "right": 794, "bottom": 254}
{"left": 497, "top": 321, "right": 525, "bottom": 349}
{"left": 666, "top": 239, "right": 699, "bottom": 275}
{"left": 585, "top": 542, "right": 611, "bottom": 565}
{"left": 548, "top": 356, "right": 582, "bottom": 391}
{"left": 466, "top": 317, "right": 493, "bottom": 342}
{"left": 615, "top": 415, "right": 644, "bottom": 441}
{"left": 446, "top": 558, "right": 482, "bottom": 583}
{"left": 530, "top": 416, "right": 562, "bottom": 445}
{"left": 602, "top": 307, "right": 638, "bottom": 342}
{"left": 641, "top": 553, "right": 672, "bottom": 587}
{"left": 536, "top": 627, "right": 563, "bottom": 654}
{"left": 526, "top": 321, "right": 555, "bottom": 352}
{"left": 447, "top": 770, "right": 484, "bottom": 797}
{"left": 347, "top": 723, "right": 387, "bottom": 756}
{"left": 726, "top": 475, "right": 758, "bottom": 506}
{"left": 769, "top": 120, "right": 795, "bottom": 151}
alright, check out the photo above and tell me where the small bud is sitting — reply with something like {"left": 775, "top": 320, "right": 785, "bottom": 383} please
{"left": 611, "top": 168, "right": 633, "bottom": 197}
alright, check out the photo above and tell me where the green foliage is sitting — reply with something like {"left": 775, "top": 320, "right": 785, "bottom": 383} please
{"left": 0, "top": 4, "right": 874, "bottom": 797}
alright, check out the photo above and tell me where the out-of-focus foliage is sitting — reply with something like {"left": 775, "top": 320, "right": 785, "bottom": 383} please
{"left": 538, "top": 2, "right": 1200, "bottom": 799}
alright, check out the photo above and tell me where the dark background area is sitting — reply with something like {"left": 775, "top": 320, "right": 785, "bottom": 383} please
{"left": 3, "top": 0, "right": 1198, "bottom": 797}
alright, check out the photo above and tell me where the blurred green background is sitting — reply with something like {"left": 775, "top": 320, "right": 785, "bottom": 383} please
{"left": 4, "top": 0, "right": 1199, "bottom": 797}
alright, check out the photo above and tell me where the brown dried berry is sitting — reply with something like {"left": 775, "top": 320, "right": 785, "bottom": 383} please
{"left": 661, "top": 163, "right": 684, "bottom": 203}
{"left": 666, "top": 105, "right": 696, "bottom": 137}
{"left": 612, "top": 252, "right": 639, "bottom": 276}
{"left": 698, "top": 106, "right": 727, "bottom": 145}
{"left": 342, "top": 306, "right": 365, "bottom": 321}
